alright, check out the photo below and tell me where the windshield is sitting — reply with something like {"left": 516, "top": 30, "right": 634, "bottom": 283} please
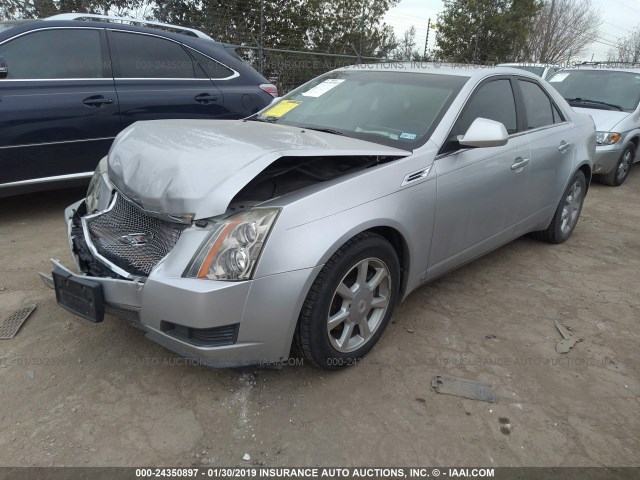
{"left": 549, "top": 70, "right": 640, "bottom": 111}
{"left": 512, "top": 66, "right": 545, "bottom": 77}
{"left": 254, "top": 70, "right": 469, "bottom": 149}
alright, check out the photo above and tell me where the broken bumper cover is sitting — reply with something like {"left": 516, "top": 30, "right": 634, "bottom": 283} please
{"left": 49, "top": 259, "right": 321, "bottom": 368}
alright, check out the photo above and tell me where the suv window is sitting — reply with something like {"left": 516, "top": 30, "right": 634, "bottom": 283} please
{"left": 444, "top": 79, "right": 517, "bottom": 152}
{"left": 0, "top": 29, "right": 104, "bottom": 79}
{"left": 519, "top": 80, "right": 555, "bottom": 129}
{"left": 109, "top": 31, "right": 198, "bottom": 78}
{"left": 187, "top": 48, "right": 234, "bottom": 79}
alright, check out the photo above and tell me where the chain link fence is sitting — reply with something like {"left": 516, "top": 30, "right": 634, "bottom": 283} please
{"left": 229, "top": 45, "right": 394, "bottom": 94}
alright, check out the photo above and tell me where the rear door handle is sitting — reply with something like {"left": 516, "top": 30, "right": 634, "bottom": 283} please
{"left": 511, "top": 158, "right": 530, "bottom": 170}
{"left": 558, "top": 141, "right": 572, "bottom": 153}
{"left": 83, "top": 95, "right": 113, "bottom": 108}
{"left": 194, "top": 93, "right": 219, "bottom": 104}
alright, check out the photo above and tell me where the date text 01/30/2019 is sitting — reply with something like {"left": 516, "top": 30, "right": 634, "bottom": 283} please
{"left": 135, "top": 467, "right": 496, "bottom": 478}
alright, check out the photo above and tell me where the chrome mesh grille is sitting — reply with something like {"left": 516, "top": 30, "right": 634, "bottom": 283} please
{"left": 85, "top": 194, "right": 188, "bottom": 277}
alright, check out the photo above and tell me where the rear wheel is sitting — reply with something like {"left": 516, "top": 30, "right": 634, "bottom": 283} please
{"left": 598, "top": 144, "right": 634, "bottom": 186}
{"left": 533, "top": 170, "right": 586, "bottom": 244}
{"left": 293, "top": 233, "right": 400, "bottom": 370}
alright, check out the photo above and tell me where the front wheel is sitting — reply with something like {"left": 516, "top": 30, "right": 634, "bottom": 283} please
{"left": 532, "top": 170, "right": 586, "bottom": 244}
{"left": 598, "top": 144, "right": 634, "bottom": 186}
{"left": 293, "top": 233, "right": 400, "bottom": 370}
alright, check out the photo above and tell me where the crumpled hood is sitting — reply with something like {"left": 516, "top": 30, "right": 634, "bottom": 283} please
{"left": 108, "top": 120, "right": 411, "bottom": 219}
{"left": 573, "top": 107, "right": 630, "bottom": 132}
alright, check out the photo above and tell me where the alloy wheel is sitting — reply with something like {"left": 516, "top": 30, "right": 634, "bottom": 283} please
{"left": 560, "top": 180, "right": 583, "bottom": 234}
{"left": 617, "top": 150, "right": 632, "bottom": 182}
{"left": 327, "top": 257, "right": 391, "bottom": 353}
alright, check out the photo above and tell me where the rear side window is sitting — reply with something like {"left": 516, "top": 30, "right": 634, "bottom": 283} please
{"left": 188, "top": 48, "right": 235, "bottom": 79}
{"left": 519, "top": 80, "right": 554, "bottom": 129}
{"left": 0, "top": 29, "right": 103, "bottom": 79}
{"left": 109, "top": 31, "right": 197, "bottom": 78}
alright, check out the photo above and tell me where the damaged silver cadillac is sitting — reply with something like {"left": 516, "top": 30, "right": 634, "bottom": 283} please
{"left": 46, "top": 65, "right": 595, "bottom": 369}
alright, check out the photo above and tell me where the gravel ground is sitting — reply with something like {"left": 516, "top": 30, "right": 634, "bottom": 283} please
{"left": 0, "top": 167, "right": 638, "bottom": 468}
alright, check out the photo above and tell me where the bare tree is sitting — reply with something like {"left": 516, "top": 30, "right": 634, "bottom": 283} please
{"left": 523, "top": 0, "right": 599, "bottom": 64}
{"left": 607, "top": 28, "right": 640, "bottom": 63}
{"left": 393, "top": 26, "right": 420, "bottom": 60}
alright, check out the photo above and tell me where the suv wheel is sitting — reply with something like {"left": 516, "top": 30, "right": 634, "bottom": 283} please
{"left": 599, "top": 144, "right": 634, "bottom": 186}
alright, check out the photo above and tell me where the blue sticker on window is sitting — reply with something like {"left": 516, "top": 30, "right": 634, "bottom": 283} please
{"left": 399, "top": 132, "right": 417, "bottom": 140}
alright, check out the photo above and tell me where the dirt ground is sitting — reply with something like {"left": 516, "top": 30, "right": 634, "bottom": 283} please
{"left": 0, "top": 167, "right": 638, "bottom": 468}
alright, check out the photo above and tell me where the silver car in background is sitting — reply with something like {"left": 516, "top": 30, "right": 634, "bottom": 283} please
{"left": 48, "top": 65, "right": 595, "bottom": 370}
{"left": 549, "top": 67, "right": 640, "bottom": 186}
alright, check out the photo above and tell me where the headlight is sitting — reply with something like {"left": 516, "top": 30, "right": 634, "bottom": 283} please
{"left": 183, "top": 208, "right": 280, "bottom": 281}
{"left": 596, "top": 131, "right": 621, "bottom": 145}
{"left": 85, "top": 157, "right": 108, "bottom": 213}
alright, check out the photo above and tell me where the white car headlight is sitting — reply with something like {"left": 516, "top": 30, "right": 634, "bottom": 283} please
{"left": 183, "top": 208, "right": 280, "bottom": 281}
{"left": 596, "top": 131, "right": 621, "bottom": 145}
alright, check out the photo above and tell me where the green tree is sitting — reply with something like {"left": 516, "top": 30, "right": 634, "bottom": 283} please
{"left": 435, "top": 0, "right": 541, "bottom": 63}
{"left": 1, "top": 0, "right": 145, "bottom": 19}
{"left": 155, "top": 0, "right": 398, "bottom": 56}
{"left": 304, "top": 0, "right": 398, "bottom": 57}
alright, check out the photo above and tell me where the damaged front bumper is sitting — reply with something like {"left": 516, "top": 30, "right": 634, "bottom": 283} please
{"left": 46, "top": 199, "right": 321, "bottom": 368}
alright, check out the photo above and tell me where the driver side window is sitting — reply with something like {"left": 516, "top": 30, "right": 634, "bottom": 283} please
{"left": 443, "top": 79, "right": 517, "bottom": 153}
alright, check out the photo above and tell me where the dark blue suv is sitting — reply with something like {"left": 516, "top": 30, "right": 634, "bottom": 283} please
{"left": 0, "top": 14, "right": 277, "bottom": 196}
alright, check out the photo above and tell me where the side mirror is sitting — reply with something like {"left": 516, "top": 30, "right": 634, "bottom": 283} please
{"left": 458, "top": 117, "right": 509, "bottom": 148}
{"left": 0, "top": 56, "right": 7, "bottom": 79}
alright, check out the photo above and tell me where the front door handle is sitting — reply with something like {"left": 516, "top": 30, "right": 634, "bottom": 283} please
{"left": 511, "top": 158, "right": 530, "bottom": 170}
{"left": 83, "top": 95, "right": 113, "bottom": 108}
{"left": 558, "top": 141, "right": 572, "bottom": 153}
{"left": 194, "top": 93, "right": 219, "bottom": 104}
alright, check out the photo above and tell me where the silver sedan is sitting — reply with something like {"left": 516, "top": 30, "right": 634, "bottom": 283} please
{"left": 48, "top": 65, "right": 595, "bottom": 369}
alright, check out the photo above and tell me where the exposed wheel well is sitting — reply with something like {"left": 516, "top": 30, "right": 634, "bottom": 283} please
{"left": 579, "top": 164, "right": 592, "bottom": 191}
{"left": 628, "top": 136, "right": 639, "bottom": 151}
{"left": 366, "top": 226, "right": 410, "bottom": 296}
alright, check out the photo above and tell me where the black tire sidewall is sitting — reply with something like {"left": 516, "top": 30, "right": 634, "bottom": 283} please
{"left": 304, "top": 235, "right": 400, "bottom": 369}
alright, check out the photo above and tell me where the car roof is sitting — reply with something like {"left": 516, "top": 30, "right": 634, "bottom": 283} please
{"left": 498, "top": 63, "right": 557, "bottom": 67}
{"left": 560, "top": 66, "right": 640, "bottom": 74}
{"left": 338, "top": 63, "right": 544, "bottom": 81}
{"left": 0, "top": 18, "right": 221, "bottom": 47}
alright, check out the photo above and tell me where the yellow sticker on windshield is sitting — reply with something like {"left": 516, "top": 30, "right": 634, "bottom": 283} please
{"left": 262, "top": 100, "right": 302, "bottom": 118}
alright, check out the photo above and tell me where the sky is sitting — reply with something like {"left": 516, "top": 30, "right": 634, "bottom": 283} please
{"left": 383, "top": 0, "right": 640, "bottom": 61}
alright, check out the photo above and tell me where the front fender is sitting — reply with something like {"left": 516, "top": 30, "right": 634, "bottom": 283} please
{"left": 254, "top": 176, "right": 437, "bottom": 299}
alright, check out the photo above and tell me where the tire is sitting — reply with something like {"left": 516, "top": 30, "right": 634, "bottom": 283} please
{"left": 293, "top": 232, "right": 400, "bottom": 370}
{"left": 532, "top": 170, "right": 586, "bottom": 244}
{"left": 598, "top": 144, "right": 634, "bottom": 186}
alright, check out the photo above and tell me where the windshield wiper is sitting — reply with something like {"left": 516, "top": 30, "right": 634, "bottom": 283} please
{"left": 302, "top": 127, "right": 344, "bottom": 136}
{"left": 249, "top": 115, "right": 279, "bottom": 123}
{"left": 565, "top": 97, "right": 623, "bottom": 111}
